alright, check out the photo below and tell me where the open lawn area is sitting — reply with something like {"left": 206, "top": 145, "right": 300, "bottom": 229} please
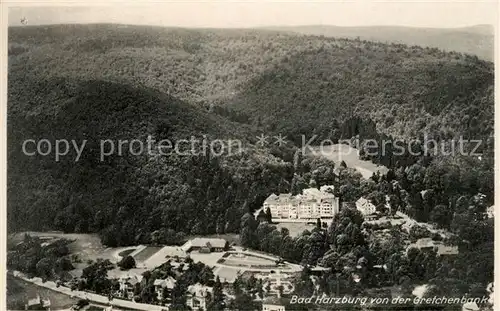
{"left": 133, "top": 246, "right": 163, "bottom": 262}
{"left": 310, "top": 144, "right": 388, "bottom": 179}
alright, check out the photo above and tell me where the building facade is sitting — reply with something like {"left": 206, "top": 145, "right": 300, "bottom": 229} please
{"left": 118, "top": 275, "right": 143, "bottom": 299}
{"left": 355, "top": 197, "right": 376, "bottom": 216}
{"left": 262, "top": 185, "right": 339, "bottom": 221}
{"left": 154, "top": 276, "right": 176, "bottom": 303}
{"left": 186, "top": 283, "right": 213, "bottom": 311}
{"left": 181, "top": 238, "right": 228, "bottom": 253}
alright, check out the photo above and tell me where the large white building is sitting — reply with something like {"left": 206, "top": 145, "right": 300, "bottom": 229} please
{"left": 355, "top": 197, "right": 376, "bottom": 216}
{"left": 262, "top": 185, "right": 339, "bottom": 220}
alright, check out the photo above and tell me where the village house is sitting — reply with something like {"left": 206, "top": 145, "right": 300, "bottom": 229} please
{"left": 462, "top": 302, "right": 479, "bottom": 311}
{"left": 355, "top": 197, "right": 376, "bottom": 216}
{"left": 181, "top": 238, "right": 229, "bottom": 253}
{"left": 154, "top": 276, "right": 176, "bottom": 303}
{"left": 118, "top": 275, "right": 143, "bottom": 299}
{"left": 261, "top": 185, "right": 339, "bottom": 221}
{"left": 408, "top": 238, "right": 459, "bottom": 256}
{"left": 186, "top": 283, "right": 213, "bottom": 311}
{"left": 25, "top": 294, "right": 51, "bottom": 310}
{"left": 486, "top": 205, "right": 494, "bottom": 218}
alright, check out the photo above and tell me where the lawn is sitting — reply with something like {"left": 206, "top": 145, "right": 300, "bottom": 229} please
{"left": 310, "top": 144, "right": 388, "bottom": 179}
{"left": 133, "top": 246, "right": 163, "bottom": 262}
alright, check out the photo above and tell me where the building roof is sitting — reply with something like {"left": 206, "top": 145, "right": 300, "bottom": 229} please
{"left": 190, "top": 238, "right": 227, "bottom": 249}
{"left": 154, "top": 276, "right": 176, "bottom": 289}
{"left": 356, "top": 197, "right": 376, "bottom": 214}
{"left": 27, "top": 296, "right": 41, "bottom": 307}
{"left": 187, "top": 283, "right": 213, "bottom": 297}
{"left": 486, "top": 205, "right": 494, "bottom": 218}
{"left": 302, "top": 188, "right": 322, "bottom": 198}
{"left": 161, "top": 246, "right": 187, "bottom": 258}
{"left": 463, "top": 302, "right": 479, "bottom": 311}
{"left": 120, "top": 275, "right": 143, "bottom": 285}
{"left": 320, "top": 185, "right": 335, "bottom": 193}
{"left": 436, "top": 245, "right": 459, "bottom": 256}
{"left": 415, "top": 238, "right": 435, "bottom": 248}
{"left": 264, "top": 194, "right": 279, "bottom": 203}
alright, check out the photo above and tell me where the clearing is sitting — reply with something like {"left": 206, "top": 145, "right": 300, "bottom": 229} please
{"left": 309, "top": 144, "right": 388, "bottom": 179}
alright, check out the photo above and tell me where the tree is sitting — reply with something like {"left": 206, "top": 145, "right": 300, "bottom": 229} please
{"left": 81, "top": 260, "right": 114, "bottom": 294}
{"left": 118, "top": 255, "right": 136, "bottom": 270}
{"left": 170, "top": 283, "right": 188, "bottom": 310}
{"left": 429, "top": 204, "right": 451, "bottom": 228}
{"left": 316, "top": 218, "right": 322, "bottom": 230}
{"left": 265, "top": 208, "right": 273, "bottom": 223}
{"left": 208, "top": 276, "right": 225, "bottom": 311}
{"left": 36, "top": 258, "right": 53, "bottom": 280}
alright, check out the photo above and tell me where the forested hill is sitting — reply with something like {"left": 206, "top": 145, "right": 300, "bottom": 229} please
{"left": 8, "top": 24, "right": 494, "bottom": 242}
{"left": 9, "top": 24, "right": 494, "bottom": 143}
{"left": 264, "top": 24, "right": 494, "bottom": 61}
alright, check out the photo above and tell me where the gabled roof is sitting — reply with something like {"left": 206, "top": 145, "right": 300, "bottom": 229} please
{"left": 264, "top": 194, "right": 279, "bottom": 203}
{"left": 190, "top": 238, "right": 227, "bottom": 248}
{"left": 27, "top": 297, "right": 41, "bottom": 307}
{"left": 187, "top": 283, "right": 213, "bottom": 297}
{"left": 154, "top": 276, "right": 176, "bottom": 289}
{"left": 463, "top": 302, "right": 479, "bottom": 311}
{"left": 120, "top": 275, "right": 143, "bottom": 285}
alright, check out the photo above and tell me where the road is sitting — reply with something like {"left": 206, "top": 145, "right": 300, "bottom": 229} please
{"left": 10, "top": 271, "right": 166, "bottom": 311}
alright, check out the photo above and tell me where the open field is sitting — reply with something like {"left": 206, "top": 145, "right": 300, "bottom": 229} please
{"left": 310, "top": 144, "right": 388, "bottom": 179}
{"left": 132, "top": 246, "right": 163, "bottom": 262}
{"left": 213, "top": 266, "right": 240, "bottom": 283}
{"left": 7, "top": 274, "right": 78, "bottom": 310}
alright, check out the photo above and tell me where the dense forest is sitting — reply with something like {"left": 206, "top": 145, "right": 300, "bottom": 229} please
{"left": 7, "top": 24, "right": 494, "bottom": 247}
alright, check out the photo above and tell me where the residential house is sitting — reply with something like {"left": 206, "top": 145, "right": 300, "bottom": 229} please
{"left": 486, "top": 205, "right": 494, "bottom": 218}
{"left": 462, "top": 302, "right": 479, "bottom": 311}
{"left": 25, "top": 294, "right": 50, "bottom": 310}
{"left": 408, "top": 238, "right": 459, "bottom": 256}
{"left": 186, "top": 283, "right": 213, "bottom": 311}
{"left": 118, "top": 275, "right": 143, "bottom": 299}
{"left": 356, "top": 197, "right": 376, "bottom": 216}
{"left": 154, "top": 276, "right": 176, "bottom": 303}
{"left": 182, "top": 238, "right": 228, "bottom": 253}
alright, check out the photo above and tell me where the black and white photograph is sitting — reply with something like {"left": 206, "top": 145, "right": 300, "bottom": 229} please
{"left": 4, "top": 1, "right": 496, "bottom": 310}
